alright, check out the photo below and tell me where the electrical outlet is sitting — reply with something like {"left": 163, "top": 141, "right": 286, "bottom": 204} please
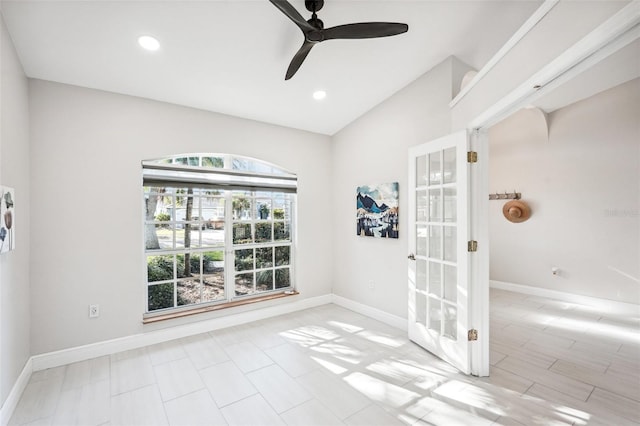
{"left": 368, "top": 280, "right": 375, "bottom": 290}
{"left": 89, "top": 304, "right": 99, "bottom": 318}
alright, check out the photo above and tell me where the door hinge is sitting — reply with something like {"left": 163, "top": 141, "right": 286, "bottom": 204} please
{"left": 468, "top": 329, "right": 478, "bottom": 341}
{"left": 467, "top": 151, "right": 478, "bottom": 163}
{"left": 467, "top": 240, "right": 478, "bottom": 252}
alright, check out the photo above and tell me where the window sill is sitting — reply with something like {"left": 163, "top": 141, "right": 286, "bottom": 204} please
{"left": 142, "top": 291, "right": 299, "bottom": 324}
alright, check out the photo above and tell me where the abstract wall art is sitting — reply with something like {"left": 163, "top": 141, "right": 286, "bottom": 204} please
{"left": 357, "top": 182, "right": 399, "bottom": 238}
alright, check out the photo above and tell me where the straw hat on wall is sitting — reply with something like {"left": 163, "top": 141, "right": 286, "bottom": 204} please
{"left": 503, "top": 200, "right": 531, "bottom": 223}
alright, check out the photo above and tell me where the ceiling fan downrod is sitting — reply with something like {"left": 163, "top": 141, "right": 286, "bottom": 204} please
{"left": 306, "top": 0, "right": 324, "bottom": 30}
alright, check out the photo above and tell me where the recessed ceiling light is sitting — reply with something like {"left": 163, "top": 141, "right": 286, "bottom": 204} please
{"left": 313, "top": 90, "right": 327, "bottom": 100}
{"left": 138, "top": 35, "right": 160, "bottom": 51}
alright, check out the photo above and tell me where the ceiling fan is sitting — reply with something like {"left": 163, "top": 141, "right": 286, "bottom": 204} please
{"left": 269, "top": 0, "right": 409, "bottom": 80}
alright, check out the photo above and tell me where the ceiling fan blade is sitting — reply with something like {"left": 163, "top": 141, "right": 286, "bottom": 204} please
{"left": 323, "top": 22, "right": 408, "bottom": 40}
{"left": 269, "top": 0, "right": 315, "bottom": 33}
{"left": 285, "top": 40, "right": 315, "bottom": 80}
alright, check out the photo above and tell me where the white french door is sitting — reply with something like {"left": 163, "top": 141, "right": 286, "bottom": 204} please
{"left": 408, "top": 130, "right": 472, "bottom": 374}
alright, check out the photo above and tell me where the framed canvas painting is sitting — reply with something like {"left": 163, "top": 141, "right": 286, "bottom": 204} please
{"left": 0, "top": 186, "right": 15, "bottom": 253}
{"left": 357, "top": 182, "right": 398, "bottom": 238}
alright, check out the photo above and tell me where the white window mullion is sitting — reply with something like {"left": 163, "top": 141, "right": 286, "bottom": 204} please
{"left": 173, "top": 254, "right": 178, "bottom": 308}
{"left": 224, "top": 190, "right": 234, "bottom": 303}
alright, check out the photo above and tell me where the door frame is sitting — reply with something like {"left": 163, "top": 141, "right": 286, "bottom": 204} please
{"left": 468, "top": 129, "right": 490, "bottom": 377}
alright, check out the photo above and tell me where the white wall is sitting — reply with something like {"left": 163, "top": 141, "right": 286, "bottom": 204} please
{"left": 489, "top": 78, "right": 640, "bottom": 304}
{"left": 0, "top": 15, "right": 30, "bottom": 409}
{"left": 331, "top": 57, "right": 473, "bottom": 319}
{"left": 28, "top": 80, "right": 332, "bottom": 355}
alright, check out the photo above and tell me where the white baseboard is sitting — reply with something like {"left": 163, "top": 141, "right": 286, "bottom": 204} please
{"left": 332, "top": 294, "right": 407, "bottom": 331}
{"left": 490, "top": 280, "right": 640, "bottom": 316}
{"left": 0, "top": 357, "right": 32, "bottom": 426}
{"left": 32, "top": 293, "right": 333, "bottom": 372}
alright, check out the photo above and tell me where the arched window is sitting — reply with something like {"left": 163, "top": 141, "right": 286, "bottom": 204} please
{"left": 142, "top": 154, "right": 296, "bottom": 318}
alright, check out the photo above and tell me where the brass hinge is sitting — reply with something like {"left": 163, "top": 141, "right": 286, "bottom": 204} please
{"left": 467, "top": 240, "right": 478, "bottom": 252}
{"left": 468, "top": 329, "right": 478, "bottom": 341}
{"left": 467, "top": 151, "right": 478, "bottom": 163}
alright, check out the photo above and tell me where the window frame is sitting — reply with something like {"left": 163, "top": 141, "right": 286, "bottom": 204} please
{"left": 142, "top": 154, "right": 296, "bottom": 320}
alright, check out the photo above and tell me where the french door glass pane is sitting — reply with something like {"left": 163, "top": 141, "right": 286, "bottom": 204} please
{"left": 428, "top": 261, "right": 442, "bottom": 297}
{"left": 416, "top": 225, "right": 427, "bottom": 256}
{"left": 444, "top": 227, "right": 457, "bottom": 263}
{"left": 429, "top": 152, "right": 441, "bottom": 185}
{"left": 443, "top": 147, "right": 456, "bottom": 184}
{"left": 416, "top": 293, "right": 426, "bottom": 326}
{"left": 416, "top": 190, "right": 427, "bottom": 222}
{"left": 428, "top": 226, "right": 442, "bottom": 259}
{"left": 429, "top": 189, "right": 442, "bottom": 222}
{"left": 444, "top": 188, "right": 457, "bottom": 223}
{"left": 443, "top": 305, "right": 457, "bottom": 340}
{"left": 428, "top": 297, "right": 441, "bottom": 332}
{"left": 416, "top": 155, "right": 427, "bottom": 187}
{"left": 443, "top": 264, "right": 457, "bottom": 303}
{"left": 416, "top": 259, "right": 427, "bottom": 292}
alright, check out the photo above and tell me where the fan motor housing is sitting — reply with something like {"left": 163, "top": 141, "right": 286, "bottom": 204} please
{"left": 305, "top": 0, "right": 324, "bottom": 13}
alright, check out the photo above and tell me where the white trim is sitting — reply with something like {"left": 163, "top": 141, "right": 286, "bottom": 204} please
{"left": 469, "top": 130, "right": 490, "bottom": 377}
{"left": 490, "top": 280, "right": 640, "bottom": 317}
{"left": 32, "top": 294, "right": 332, "bottom": 371}
{"left": 332, "top": 294, "right": 407, "bottom": 332}
{"left": 0, "top": 357, "right": 32, "bottom": 426}
{"left": 468, "top": 1, "right": 640, "bottom": 129}
{"left": 449, "top": 0, "right": 560, "bottom": 108}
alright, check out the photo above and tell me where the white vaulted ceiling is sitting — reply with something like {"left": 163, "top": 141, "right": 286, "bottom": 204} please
{"left": 1, "top": 0, "right": 543, "bottom": 135}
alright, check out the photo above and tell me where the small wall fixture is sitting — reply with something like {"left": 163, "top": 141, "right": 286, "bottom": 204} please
{"left": 489, "top": 191, "right": 521, "bottom": 200}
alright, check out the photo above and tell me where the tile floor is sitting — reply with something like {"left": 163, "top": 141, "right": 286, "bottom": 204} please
{"left": 9, "top": 289, "right": 640, "bottom": 425}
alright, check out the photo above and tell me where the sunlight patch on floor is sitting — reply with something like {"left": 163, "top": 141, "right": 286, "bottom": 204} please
{"left": 356, "top": 329, "right": 407, "bottom": 348}
{"left": 309, "top": 342, "right": 364, "bottom": 365}
{"left": 310, "top": 356, "right": 348, "bottom": 375}
{"left": 434, "top": 379, "right": 591, "bottom": 426}
{"left": 552, "top": 316, "right": 640, "bottom": 343}
{"left": 326, "top": 320, "right": 364, "bottom": 334}
{"left": 366, "top": 358, "right": 433, "bottom": 385}
{"left": 344, "top": 372, "right": 420, "bottom": 408}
